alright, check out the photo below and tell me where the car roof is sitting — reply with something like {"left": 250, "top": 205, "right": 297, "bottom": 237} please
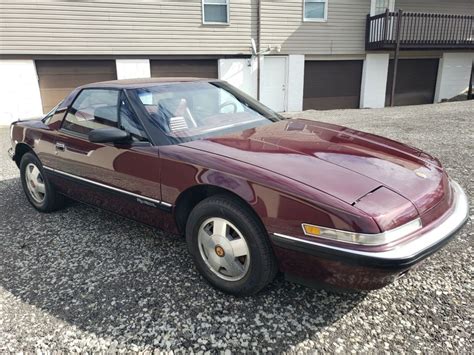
{"left": 79, "top": 77, "right": 219, "bottom": 89}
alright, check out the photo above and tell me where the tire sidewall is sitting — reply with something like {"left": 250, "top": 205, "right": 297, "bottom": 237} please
{"left": 20, "top": 153, "right": 52, "bottom": 211}
{"left": 186, "top": 196, "right": 274, "bottom": 295}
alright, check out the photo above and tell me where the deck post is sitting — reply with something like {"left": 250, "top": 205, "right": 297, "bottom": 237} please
{"left": 390, "top": 9, "right": 403, "bottom": 107}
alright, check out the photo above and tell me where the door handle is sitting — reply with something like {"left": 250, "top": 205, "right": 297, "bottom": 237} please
{"left": 55, "top": 142, "right": 66, "bottom": 151}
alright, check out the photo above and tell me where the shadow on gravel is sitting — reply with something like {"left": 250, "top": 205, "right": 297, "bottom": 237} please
{"left": 0, "top": 177, "right": 366, "bottom": 351}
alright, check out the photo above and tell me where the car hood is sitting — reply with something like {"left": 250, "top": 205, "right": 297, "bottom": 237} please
{"left": 182, "top": 119, "right": 448, "bottom": 228}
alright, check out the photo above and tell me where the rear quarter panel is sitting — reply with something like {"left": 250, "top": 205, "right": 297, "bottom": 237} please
{"left": 11, "top": 119, "right": 57, "bottom": 167}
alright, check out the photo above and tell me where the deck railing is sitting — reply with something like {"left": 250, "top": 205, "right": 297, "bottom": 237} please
{"left": 366, "top": 11, "right": 474, "bottom": 50}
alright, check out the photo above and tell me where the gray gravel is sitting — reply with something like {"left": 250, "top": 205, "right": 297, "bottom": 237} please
{"left": 0, "top": 101, "right": 473, "bottom": 353}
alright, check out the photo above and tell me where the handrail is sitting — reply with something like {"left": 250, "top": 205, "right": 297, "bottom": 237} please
{"left": 366, "top": 11, "right": 474, "bottom": 50}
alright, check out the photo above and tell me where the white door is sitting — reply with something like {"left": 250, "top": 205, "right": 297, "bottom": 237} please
{"left": 261, "top": 56, "right": 287, "bottom": 112}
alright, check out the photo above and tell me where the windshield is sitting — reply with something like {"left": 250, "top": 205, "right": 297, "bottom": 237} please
{"left": 130, "top": 81, "right": 282, "bottom": 143}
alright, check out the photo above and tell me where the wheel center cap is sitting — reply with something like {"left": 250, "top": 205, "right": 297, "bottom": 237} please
{"left": 215, "top": 245, "right": 225, "bottom": 257}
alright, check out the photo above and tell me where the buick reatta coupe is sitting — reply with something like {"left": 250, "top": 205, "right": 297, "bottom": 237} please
{"left": 8, "top": 78, "right": 469, "bottom": 295}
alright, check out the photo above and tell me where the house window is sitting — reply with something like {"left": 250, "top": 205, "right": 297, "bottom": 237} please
{"left": 303, "top": 0, "right": 328, "bottom": 22}
{"left": 372, "top": 0, "right": 394, "bottom": 15}
{"left": 202, "top": 0, "right": 229, "bottom": 24}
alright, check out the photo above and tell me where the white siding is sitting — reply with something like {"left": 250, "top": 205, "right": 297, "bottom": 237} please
{"left": 218, "top": 58, "right": 258, "bottom": 98}
{"left": 360, "top": 53, "right": 389, "bottom": 108}
{"left": 287, "top": 55, "right": 305, "bottom": 111}
{"left": 0, "top": 0, "right": 257, "bottom": 55}
{"left": 0, "top": 60, "right": 43, "bottom": 125}
{"left": 116, "top": 59, "right": 151, "bottom": 79}
{"left": 395, "top": 0, "right": 474, "bottom": 15}
{"left": 435, "top": 52, "right": 474, "bottom": 102}
{"left": 0, "top": 0, "right": 472, "bottom": 56}
{"left": 260, "top": 0, "right": 371, "bottom": 55}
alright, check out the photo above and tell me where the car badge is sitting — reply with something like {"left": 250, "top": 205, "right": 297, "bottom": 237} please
{"left": 415, "top": 171, "right": 427, "bottom": 179}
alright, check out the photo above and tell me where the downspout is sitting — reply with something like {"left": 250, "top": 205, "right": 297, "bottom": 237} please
{"left": 468, "top": 63, "right": 473, "bottom": 100}
{"left": 257, "top": 0, "right": 261, "bottom": 100}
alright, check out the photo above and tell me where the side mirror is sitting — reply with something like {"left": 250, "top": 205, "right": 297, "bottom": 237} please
{"left": 88, "top": 127, "right": 131, "bottom": 144}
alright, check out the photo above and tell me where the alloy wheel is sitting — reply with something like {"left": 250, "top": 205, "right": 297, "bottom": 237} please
{"left": 198, "top": 217, "right": 250, "bottom": 281}
{"left": 25, "top": 163, "right": 46, "bottom": 203}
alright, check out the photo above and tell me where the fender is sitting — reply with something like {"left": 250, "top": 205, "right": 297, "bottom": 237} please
{"left": 159, "top": 144, "right": 380, "bottom": 237}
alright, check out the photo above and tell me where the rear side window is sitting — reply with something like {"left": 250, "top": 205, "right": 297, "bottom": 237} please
{"left": 62, "top": 89, "right": 119, "bottom": 135}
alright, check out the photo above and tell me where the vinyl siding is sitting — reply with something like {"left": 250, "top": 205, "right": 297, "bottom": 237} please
{"left": 0, "top": 0, "right": 257, "bottom": 55}
{"left": 260, "top": 0, "right": 371, "bottom": 55}
{"left": 0, "top": 0, "right": 472, "bottom": 56}
{"left": 396, "top": 0, "right": 474, "bottom": 15}
{"left": 259, "top": 0, "right": 474, "bottom": 55}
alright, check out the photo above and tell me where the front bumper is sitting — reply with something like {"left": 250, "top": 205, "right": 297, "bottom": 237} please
{"left": 271, "top": 180, "right": 469, "bottom": 289}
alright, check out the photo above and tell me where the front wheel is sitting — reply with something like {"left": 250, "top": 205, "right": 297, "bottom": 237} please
{"left": 186, "top": 195, "right": 278, "bottom": 296}
{"left": 20, "top": 152, "right": 64, "bottom": 212}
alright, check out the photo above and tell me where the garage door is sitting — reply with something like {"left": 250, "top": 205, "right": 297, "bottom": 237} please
{"left": 36, "top": 60, "right": 116, "bottom": 113}
{"left": 150, "top": 60, "right": 218, "bottom": 79}
{"left": 385, "top": 59, "right": 439, "bottom": 106}
{"left": 303, "top": 60, "right": 363, "bottom": 110}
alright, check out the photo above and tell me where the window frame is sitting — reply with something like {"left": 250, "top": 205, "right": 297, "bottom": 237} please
{"left": 60, "top": 88, "right": 121, "bottom": 137}
{"left": 303, "top": 0, "right": 328, "bottom": 23}
{"left": 59, "top": 88, "right": 151, "bottom": 145}
{"left": 202, "top": 0, "right": 230, "bottom": 25}
{"left": 118, "top": 91, "right": 150, "bottom": 143}
{"left": 370, "top": 0, "right": 395, "bottom": 16}
{"left": 41, "top": 102, "right": 61, "bottom": 125}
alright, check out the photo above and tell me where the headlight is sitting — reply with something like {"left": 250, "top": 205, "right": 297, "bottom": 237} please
{"left": 302, "top": 218, "right": 422, "bottom": 246}
{"left": 10, "top": 124, "right": 14, "bottom": 140}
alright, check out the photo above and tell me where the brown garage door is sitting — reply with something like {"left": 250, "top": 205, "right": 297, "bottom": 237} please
{"left": 151, "top": 60, "right": 218, "bottom": 79}
{"left": 303, "top": 60, "right": 363, "bottom": 110}
{"left": 385, "top": 59, "right": 439, "bottom": 106}
{"left": 36, "top": 60, "right": 116, "bottom": 113}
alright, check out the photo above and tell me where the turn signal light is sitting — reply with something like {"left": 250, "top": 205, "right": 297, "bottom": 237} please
{"left": 302, "top": 224, "right": 321, "bottom": 236}
{"left": 301, "top": 218, "right": 422, "bottom": 245}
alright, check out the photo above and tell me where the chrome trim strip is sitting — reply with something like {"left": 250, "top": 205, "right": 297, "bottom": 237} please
{"left": 43, "top": 166, "right": 172, "bottom": 208}
{"left": 274, "top": 180, "right": 469, "bottom": 261}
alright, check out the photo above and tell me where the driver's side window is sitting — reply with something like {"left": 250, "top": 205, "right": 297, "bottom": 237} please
{"left": 62, "top": 89, "right": 119, "bottom": 135}
{"left": 119, "top": 93, "right": 148, "bottom": 142}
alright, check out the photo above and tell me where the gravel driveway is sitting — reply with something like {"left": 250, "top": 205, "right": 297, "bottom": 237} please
{"left": 0, "top": 101, "right": 472, "bottom": 353}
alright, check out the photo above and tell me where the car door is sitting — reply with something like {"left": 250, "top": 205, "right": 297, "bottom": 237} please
{"left": 49, "top": 88, "right": 166, "bottom": 227}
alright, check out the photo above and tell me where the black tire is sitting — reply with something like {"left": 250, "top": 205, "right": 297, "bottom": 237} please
{"left": 186, "top": 195, "right": 278, "bottom": 296}
{"left": 20, "top": 152, "right": 64, "bottom": 212}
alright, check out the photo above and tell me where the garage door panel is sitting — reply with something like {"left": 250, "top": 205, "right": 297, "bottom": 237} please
{"left": 304, "top": 60, "right": 363, "bottom": 110}
{"left": 40, "top": 89, "right": 74, "bottom": 110}
{"left": 36, "top": 60, "right": 116, "bottom": 113}
{"left": 304, "top": 82, "right": 361, "bottom": 98}
{"left": 38, "top": 74, "right": 116, "bottom": 89}
{"left": 304, "top": 96, "right": 361, "bottom": 110}
{"left": 151, "top": 60, "right": 218, "bottom": 79}
{"left": 36, "top": 61, "right": 116, "bottom": 75}
{"left": 385, "top": 59, "right": 439, "bottom": 106}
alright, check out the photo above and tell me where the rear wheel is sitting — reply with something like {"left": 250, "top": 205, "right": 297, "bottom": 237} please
{"left": 20, "top": 152, "right": 64, "bottom": 212}
{"left": 186, "top": 195, "right": 277, "bottom": 296}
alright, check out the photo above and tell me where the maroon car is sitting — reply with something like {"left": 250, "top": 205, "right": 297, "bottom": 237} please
{"left": 8, "top": 78, "right": 468, "bottom": 295}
